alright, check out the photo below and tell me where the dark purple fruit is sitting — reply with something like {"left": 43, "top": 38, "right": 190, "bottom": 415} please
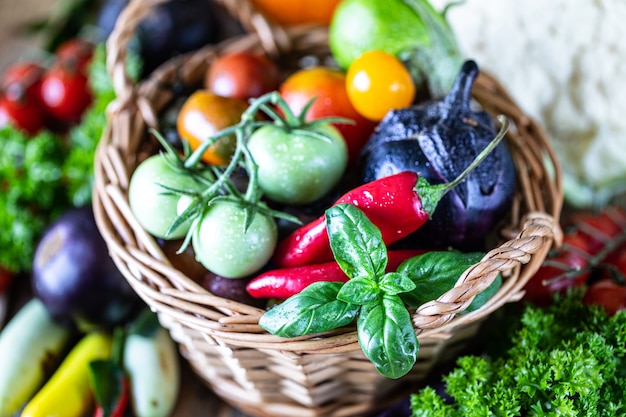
{"left": 32, "top": 206, "right": 141, "bottom": 330}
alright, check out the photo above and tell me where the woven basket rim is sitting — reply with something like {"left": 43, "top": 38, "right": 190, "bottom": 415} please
{"left": 95, "top": 0, "right": 564, "bottom": 353}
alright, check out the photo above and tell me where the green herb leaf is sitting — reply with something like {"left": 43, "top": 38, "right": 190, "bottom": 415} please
{"left": 357, "top": 293, "right": 418, "bottom": 379}
{"left": 410, "top": 294, "right": 626, "bottom": 415}
{"left": 337, "top": 276, "right": 379, "bottom": 305}
{"left": 379, "top": 272, "right": 416, "bottom": 296}
{"left": 398, "top": 251, "right": 501, "bottom": 313}
{"left": 259, "top": 282, "right": 359, "bottom": 338}
{"left": 326, "top": 204, "right": 387, "bottom": 280}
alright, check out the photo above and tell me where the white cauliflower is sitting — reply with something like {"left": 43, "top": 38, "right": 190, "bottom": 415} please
{"left": 432, "top": 0, "right": 626, "bottom": 207}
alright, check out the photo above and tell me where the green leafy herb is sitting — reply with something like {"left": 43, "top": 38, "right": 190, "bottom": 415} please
{"left": 398, "top": 251, "right": 501, "bottom": 313}
{"left": 410, "top": 294, "right": 626, "bottom": 416}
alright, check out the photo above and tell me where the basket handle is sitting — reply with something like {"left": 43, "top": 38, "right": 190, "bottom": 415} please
{"left": 412, "top": 211, "right": 563, "bottom": 337}
{"left": 105, "top": 0, "right": 292, "bottom": 100}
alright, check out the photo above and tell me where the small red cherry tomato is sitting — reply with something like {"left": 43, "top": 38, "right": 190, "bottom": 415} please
{"left": 0, "top": 94, "right": 46, "bottom": 134}
{"left": 583, "top": 279, "right": 626, "bottom": 316}
{"left": 346, "top": 50, "right": 415, "bottom": 121}
{"left": 279, "top": 66, "right": 376, "bottom": 166}
{"left": 205, "top": 52, "right": 281, "bottom": 102}
{"left": 39, "top": 61, "right": 92, "bottom": 125}
{"left": 54, "top": 39, "right": 94, "bottom": 73}
{"left": 523, "top": 232, "right": 594, "bottom": 306}
{"left": 0, "top": 266, "right": 13, "bottom": 293}
{"left": 1, "top": 61, "right": 45, "bottom": 105}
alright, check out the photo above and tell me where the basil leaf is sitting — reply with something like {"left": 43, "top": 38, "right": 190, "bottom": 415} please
{"left": 337, "top": 277, "right": 379, "bottom": 305}
{"left": 357, "top": 294, "right": 419, "bottom": 379}
{"left": 259, "top": 282, "right": 359, "bottom": 338}
{"left": 379, "top": 272, "right": 417, "bottom": 296}
{"left": 399, "top": 251, "right": 490, "bottom": 308}
{"left": 326, "top": 204, "right": 387, "bottom": 281}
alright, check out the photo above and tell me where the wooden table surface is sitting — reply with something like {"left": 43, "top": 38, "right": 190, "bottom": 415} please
{"left": 0, "top": 0, "right": 247, "bottom": 415}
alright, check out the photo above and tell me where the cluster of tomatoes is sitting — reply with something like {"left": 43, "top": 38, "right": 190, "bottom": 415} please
{"left": 524, "top": 205, "right": 626, "bottom": 315}
{"left": 176, "top": 49, "right": 417, "bottom": 169}
{"left": 0, "top": 39, "right": 94, "bottom": 135}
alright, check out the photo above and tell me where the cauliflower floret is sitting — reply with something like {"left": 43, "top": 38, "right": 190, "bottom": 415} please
{"left": 433, "top": 0, "right": 626, "bottom": 207}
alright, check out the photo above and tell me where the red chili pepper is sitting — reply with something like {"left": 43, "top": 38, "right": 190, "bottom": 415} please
{"left": 273, "top": 117, "right": 508, "bottom": 268}
{"left": 93, "top": 377, "right": 128, "bottom": 417}
{"left": 249, "top": 249, "right": 426, "bottom": 299}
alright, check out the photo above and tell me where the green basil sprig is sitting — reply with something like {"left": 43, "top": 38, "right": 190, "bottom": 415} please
{"left": 259, "top": 203, "right": 500, "bottom": 379}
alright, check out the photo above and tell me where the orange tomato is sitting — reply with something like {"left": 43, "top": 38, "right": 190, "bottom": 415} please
{"left": 279, "top": 66, "right": 376, "bottom": 166}
{"left": 176, "top": 90, "right": 248, "bottom": 165}
{"left": 249, "top": 0, "right": 342, "bottom": 26}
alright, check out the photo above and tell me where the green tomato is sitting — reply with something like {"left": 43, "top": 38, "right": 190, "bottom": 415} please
{"left": 128, "top": 154, "right": 205, "bottom": 239}
{"left": 247, "top": 123, "right": 348, "bottom": 205}
{"left": 192, "top": 200, "right": 277, "bottom": 278}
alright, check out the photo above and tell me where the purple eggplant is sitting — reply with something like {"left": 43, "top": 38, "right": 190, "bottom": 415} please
{"left": 31, "top": 206, "right": 142, "bottom": 330}
{"left": 360, "top": 60, "right": 516, "bottom": 250}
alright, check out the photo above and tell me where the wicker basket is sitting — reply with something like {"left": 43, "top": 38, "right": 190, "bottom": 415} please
{"left": 94, "top": 0, "right": 564, "bottom": 416}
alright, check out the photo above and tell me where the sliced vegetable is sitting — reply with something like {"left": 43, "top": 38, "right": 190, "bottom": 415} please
{"left": 21, "top": 331, "right": 112, "bottom": 417}
{"left": 0, "top": 299, "right": 72, "bottom": 417}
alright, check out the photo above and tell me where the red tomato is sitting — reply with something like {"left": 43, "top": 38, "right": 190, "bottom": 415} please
{"left": 279, "top": 66, "right": 376, "bottom": 166}
{"left": 0, "top": 266, "right": 13, "bottom": 293}
{"left": 54, "top": 39, "right": 94, "bottom": 73}
{"left": 205, "top": 52, "right": 281, "bottom": 102}
{"left": 568, "top": 210, "right": 625, "bottom": 253}
{"left": 524, "top": 232, "right": 594, "bottom": 306}
{"left": 0, "top": 94, "right": 46, "bottom": 134}
{"left": 39, "top": 61, "right": 92, "bottom": 125}
{"left": 1, "top": 62, "right": 45, "bottom": 105}
{"left": 345, "top": 50, "right": 415, "bottom": 121}
{"left": 249, "top": 0, "right": 342, "bottom": 26}
{"left": 583, "top": 279, "right": 626, "bottom": 316}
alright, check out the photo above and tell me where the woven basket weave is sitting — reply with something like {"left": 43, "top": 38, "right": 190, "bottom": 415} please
{"left": 93, "top": 1, "right": 564, "bottom": 416}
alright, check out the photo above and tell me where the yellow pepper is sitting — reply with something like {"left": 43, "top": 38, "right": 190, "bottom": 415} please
{"left": 21, "top": 331, "right": 112, "bottom": 417}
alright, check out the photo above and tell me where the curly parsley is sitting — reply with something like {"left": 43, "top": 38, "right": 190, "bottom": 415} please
{"left": 410, "top": 295, "right": 626, "bottom": 416}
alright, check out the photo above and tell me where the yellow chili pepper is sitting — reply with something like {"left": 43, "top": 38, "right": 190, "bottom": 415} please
{"left": 21, "top": 331, "right": 112, "bottom": 417}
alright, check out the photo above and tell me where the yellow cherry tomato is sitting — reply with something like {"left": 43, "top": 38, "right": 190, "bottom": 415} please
{"left": 345, "top": 50, "right": 416, "bottom": 121}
